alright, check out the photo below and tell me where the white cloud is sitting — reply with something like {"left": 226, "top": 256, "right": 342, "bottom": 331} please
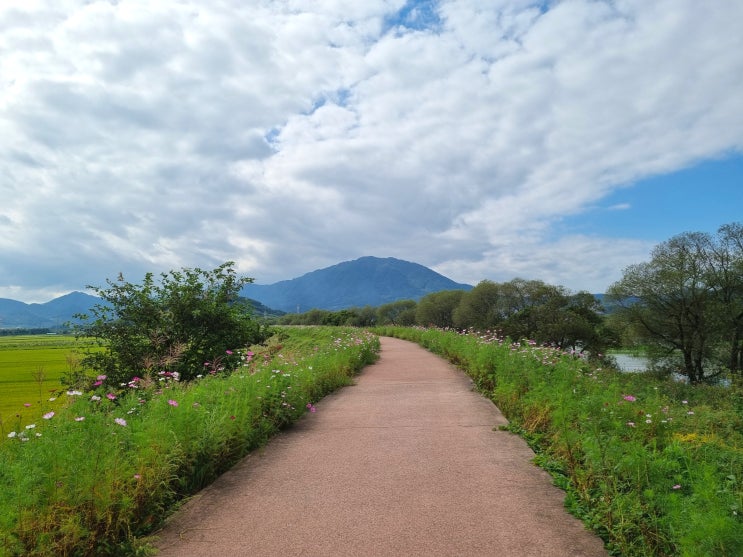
{"left": 1, "top": 0, "right": 742, "bottom": 303}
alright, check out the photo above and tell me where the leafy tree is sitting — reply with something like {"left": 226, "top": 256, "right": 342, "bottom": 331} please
{"left": 415, "top": 290, "right": 465, "bottom": 328}
{"left": 452, "top": 280, "right": 502, "bottom": 329}
{"left": 706, "top": 223, "right": 743, "bottom": 372}
{"left": 607, "top": 232, "right": 716, "bottom": 382}
{"left": 75, "top": 262, "right": 268, "bottom": 384}
{"left": 377, "top": 300, "right": 417, "bottom": 325}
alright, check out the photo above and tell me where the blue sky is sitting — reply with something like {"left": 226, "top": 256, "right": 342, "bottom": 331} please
{"left": 1, "top": 0, "right": 742, "bottom": 303}
{"left": 560, "top": 156, "right": 743, "bottom": 241}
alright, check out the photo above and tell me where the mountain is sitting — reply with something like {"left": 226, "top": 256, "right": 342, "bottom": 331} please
{"left": 0, "top": 291, "right": 100, "bottom": 329}
{"left": 240, "top": 256, "right": 473, "bottom": 313}
{"left": 0, "top": 256, "right": 469, "bottom": 327}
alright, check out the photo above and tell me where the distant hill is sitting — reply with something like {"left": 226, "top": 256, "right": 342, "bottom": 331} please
{"left": 0, "top": 256, "right": 467, "bottom": 327}
{"left": 0, "top": 291, "right": 281, "bottom": 329}
{"left": 0, "top": 291, "right": 99, "bottom": 329}
{"left": 240, "top": 256, "right": 473, "bottom": 313}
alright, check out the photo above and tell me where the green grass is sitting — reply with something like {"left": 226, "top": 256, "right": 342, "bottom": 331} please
{"left": 0, "top": 327, "right": 380, "bottom": 556}
{"left": 0, "top": 335, "right": 96, "bottom": 434}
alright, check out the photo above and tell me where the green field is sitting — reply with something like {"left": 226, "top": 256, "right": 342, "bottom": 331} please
{"left": 0, "top": 335, "right": 95, "bottom": 432}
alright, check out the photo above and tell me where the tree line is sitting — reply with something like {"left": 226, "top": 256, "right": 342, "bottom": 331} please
{"left": 278, "top": 278, "right": 609, "bottom": 356}
{"left": 70, "top": 222, "right": 741, "bottom": 387}
{"left": 281, "top": 221, "right": 743, "bottom": 384}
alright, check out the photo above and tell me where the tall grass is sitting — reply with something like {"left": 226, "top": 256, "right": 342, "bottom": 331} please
{"left": 376, "top": 326, "right": 743, "bottom": 557}
{"left": 0, "top": 327, "right": 379, "bottom": 556}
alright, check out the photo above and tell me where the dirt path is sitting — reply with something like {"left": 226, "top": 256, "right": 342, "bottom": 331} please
{"left": 154, "top": 337, "right": 607, "bottom": 556}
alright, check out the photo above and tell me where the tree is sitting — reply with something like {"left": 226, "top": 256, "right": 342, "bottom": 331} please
{"left": 415, "top": 290, "right": 465, "bottom": 328}
{"left": 706, "top": 223, "right": 743, "bottom": 372}
{"left": 75, "top": 262, "right": 268, "bottom": 384}
{"left": 377, "top": 300, "right": 417, "bottom": 325}
{"left": 607, "top": 232, "right": 715, "bottom": 383}
{"left": 452, "top": 280, "right": 502, "bottom": 329}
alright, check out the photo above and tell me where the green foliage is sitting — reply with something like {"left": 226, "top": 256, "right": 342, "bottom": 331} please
{"left": 75, "top": 263, "right": 269, "bottom": 384}
{"left": 415, "top": 290, "right": 464, "bottom": 328}
{"left": 0, "top": 327, "right": 380, "bottom": 556}
{"left": 608, "top": 223, "right": 743, "bottom": 382}
{"left": 376, "top": 299, "right": 417, "bottom": 325}
{"left": 451, "top": 279, "right": 607, "bottom": 355}
{"left": 376, "top": 326, "right": 743, "bottom": 557}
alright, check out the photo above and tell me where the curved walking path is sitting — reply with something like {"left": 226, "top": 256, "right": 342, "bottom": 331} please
{"left": 154, "top": 337, "right": 607, "bottom": 556}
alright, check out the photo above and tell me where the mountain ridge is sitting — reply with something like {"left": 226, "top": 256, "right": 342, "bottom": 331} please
{"left": 0, "top": 257, "right": 472, "bottom": 327}
{"left": 240, "top": 256, "right": 473, "bottom": 312}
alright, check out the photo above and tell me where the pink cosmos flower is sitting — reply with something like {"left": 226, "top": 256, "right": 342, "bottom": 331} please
{"left": 43, "top": 411, "right": 55, "bottom": 420}
{"left": 106, "top": 393, "right": 116, "bottom": 400}
{"left": 168, "top": 399, "right": 179, "bottom": 407}
{"left": 114, "top": 417, "right": 127, "bottom": 427}
{"left": 623, "top": 395, "right": 636, "bottom": 402}
{"left": 673, "top": 484, "right": 681, "bottom": 490}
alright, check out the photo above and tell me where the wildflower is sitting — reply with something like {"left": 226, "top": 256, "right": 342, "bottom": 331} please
{"left": 23, "top": 403, "right": 31, "bottom": 407}
{"left": 48, "top": 397, "right": 56, "bottom": 402}
{"left": 230, "top": 415, "right": 236, "bottom": 420}
{"left": 627, "top": 421, "right": 636, "bottom": 427}
{"left": 66, "top": 390, "right": 83, "bottom": 396}
{"left": 75, "top": 416, "right": 85, "bottom": 422}
{"left": 673, "top": 484, "right": 681, "bottom": 490}
{"left": 7, "top": 431, "right": 17, "bottom": 438}
{"left": 226, "top": 350, "right": 233, "bottom": 355}
{"left": 623, "top": 395, "right": 636, "bottom": 402}
{"left": 91, "top": 395, "right": 101, "bottom": 401}
{"left": 106, "top": 393, "right": 117, "bottom": 401}
{"left": 168, "top": 399, "right": 179, "bottom": 407}
{"left": 134, "top": 474, "right": 141, "bottom": 480}
{"left": 687, "top": 411, "right": 695, "bottom": 415}
{"left": 114, "top": 417, "right": 127, "bottom": 427}
{"left": 25, "top": 423, "right": 36, "bottom": 429}
{"left": 97, "top": 375, "right": 107, "bottom": 381}
{"left": 682, "top": 400, "right": 688, "bottom": 404}
{"left": 43, "top": 411, "right": 54, "bottom": 420}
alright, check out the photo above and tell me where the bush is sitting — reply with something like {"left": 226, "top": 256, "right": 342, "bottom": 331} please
{"left": 74, "top": 262, "right": 269, "bottom": 384}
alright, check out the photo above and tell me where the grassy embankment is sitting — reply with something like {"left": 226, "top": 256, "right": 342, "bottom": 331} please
{"left": 375, "top": 326, "right": 743, "bottom": 557}
{"left": 0, "top": 327, "right": 379, "bottom": 556}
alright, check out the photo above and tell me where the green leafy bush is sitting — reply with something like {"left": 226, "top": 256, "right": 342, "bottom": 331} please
{"left": 75, "top": 262, "right": 268, "bottom": 384}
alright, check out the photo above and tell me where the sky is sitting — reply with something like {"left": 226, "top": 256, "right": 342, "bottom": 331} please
{"left": 1, "top": 0, "right": 742, "bottom": 303}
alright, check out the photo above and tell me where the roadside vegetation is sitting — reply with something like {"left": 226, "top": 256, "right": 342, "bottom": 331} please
{"left": 0, "top": 222, "right": 740, "bottom": 555}
{"left": 0, "top": 264, "right": 379, "bottom": 556}
{"left": 375, "top": 326, "right": 743, "bottom": 556}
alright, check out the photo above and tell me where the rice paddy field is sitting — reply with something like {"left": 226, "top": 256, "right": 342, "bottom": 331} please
{"left": 0, "top": 335, "right": 94, "bottom": 434}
